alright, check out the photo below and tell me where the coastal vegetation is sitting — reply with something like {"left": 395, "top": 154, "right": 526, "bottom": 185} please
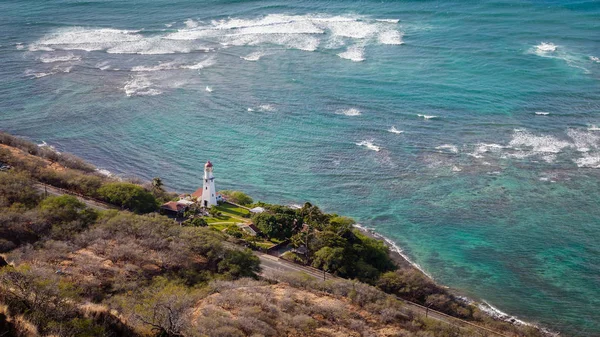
{"left": 0, "top": 133, "right": 545, "bottom": 337}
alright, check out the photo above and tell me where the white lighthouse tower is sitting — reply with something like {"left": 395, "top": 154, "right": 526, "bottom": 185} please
{"left": 201, "top": 160, "right": 217, "bottom": 208}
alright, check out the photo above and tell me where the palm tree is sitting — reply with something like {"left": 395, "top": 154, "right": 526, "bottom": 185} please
{"left": 152, "top": 177, "right": 163, "bottom": 191}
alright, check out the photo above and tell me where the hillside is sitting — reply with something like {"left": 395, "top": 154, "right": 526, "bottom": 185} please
{"left": 0, "top": 132, "right": 546, "bottom": 337}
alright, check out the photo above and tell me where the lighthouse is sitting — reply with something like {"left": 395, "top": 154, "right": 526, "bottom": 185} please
{"left": 201, "top": 160, "right": 217, "bottom": 208}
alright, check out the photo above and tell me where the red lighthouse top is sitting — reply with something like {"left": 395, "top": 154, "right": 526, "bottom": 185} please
{"left": 205, "top": 160, "right": 213, "bottom": 168}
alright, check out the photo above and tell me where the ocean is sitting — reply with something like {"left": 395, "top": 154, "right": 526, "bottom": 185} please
{"left": 1, "top": 0, "right": 599, "bottom": 334}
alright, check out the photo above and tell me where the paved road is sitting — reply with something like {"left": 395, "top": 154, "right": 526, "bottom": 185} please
{"left": 36, "top": 183, "right": 509, "bottom": 337}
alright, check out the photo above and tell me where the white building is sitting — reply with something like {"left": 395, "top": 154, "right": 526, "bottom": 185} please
{"left": 192, "top": 160, "right": 217, "bottom": 208}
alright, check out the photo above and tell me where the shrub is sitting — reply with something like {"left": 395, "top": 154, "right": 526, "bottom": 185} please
{"left": 97, "top": 182, "right": 157, "bottom": 213}
{"left": 219, "top": 190, "right": 253, "bottom": 206}
{"left": 217, "top": 249, "right": 261, "bottom": 280}
{"left": 185, "top": 217, "right": 208, "bottom": 227}
{"left": 0, "top": 171, "right": 40, "bottom": 208}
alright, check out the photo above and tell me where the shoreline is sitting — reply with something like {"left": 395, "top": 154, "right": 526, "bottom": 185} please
{"left": 5, "top": 136, "right": 553, "bottom": 335}
{"left": 352, "top": 223, "right": 556, "bottom": 336}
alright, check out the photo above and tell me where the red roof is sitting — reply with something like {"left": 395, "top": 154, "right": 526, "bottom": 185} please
{"left": 160, "top": 201, "right": 187, "bottom": 212}
{"left": 191, "top": 187, "right": 203, "bottom": 199}
{"left": 205, "top": 160, "right": 213, "bottom": 168}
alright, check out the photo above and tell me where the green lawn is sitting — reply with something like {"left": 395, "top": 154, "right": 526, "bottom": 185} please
{"left": 214, "top": 203, "right": 251, "bottom": 219}
{"left": 209, "top": 223, "right": 232, "bottom": 231}
{"left": 204, "top": 215, "right": 234, "bottom": 223}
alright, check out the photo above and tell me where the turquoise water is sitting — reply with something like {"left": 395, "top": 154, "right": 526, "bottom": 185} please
{"left": 1, "top": 1, "right": 599, "bottom": 334}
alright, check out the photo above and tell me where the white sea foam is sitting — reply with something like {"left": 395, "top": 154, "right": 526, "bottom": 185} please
{"left": 479, "top": 302, "right": 529, "bottom": 325}
{"left": 356, "top": 140, "right": 381, "bottom": 152}
{"left": 337, "top": 44, "right": 365, "bottom": 62}
{"left": 508, "top": 131, "right": 572, "bottom": 154}
{"left": 575, "top": 153, "right": 600, "bottom": 168}
{"left": 353, "top": 223, "right": 432, "bottom": 278}
{"left": 435, "top": 144, "right": 459, "bottom": 153}
{"left": 37, "top": 141, "right": 58, "bottom": 152}
{"left": 25, "top": 65, "right": 72, "bottom": 78}
{"left": 534, "top": 111, "right": 549, "bottom": 116}
{"left": 588, "top": 125, "right": 600, "bottom": 131}
{"left": 530, "top": 43, "right": 591, "bottom": 74}
{"left": 184, "top": 19, "right": 199, "bottom": 28}
{"left": 259, "top": 104, "right": 276, "bottom": 112}
{"left": 131, "top": 58, "right": 215, "bottom": 72}
{"left": 336, "top": 108, "right": 361, "bottom": 116}
{"left": 96, "top": 61, "right": 111, "bottom": 70}
{"left": 205, "top": 86, "right": 213, "bottom": 93}
{"left": 29, "top": 14, "right": 403, "bottom": 63}
{"left": 16, "top": 43, "right": 24, "bottom": 50}
{"left": 39, "top": 53, "right": 81, "bottom": 63}
{"left": 31, "top": 27, "right": 143, "bottom": 52}
{"left": 388, "top": 126, "right": 403, "bottom": 134}
{"left": 590, "top": 56, "right": 600, "bottom": 63}
{"left": 131, "top": 61, "right": 178, "bottom": 72}
{"left": 417, "top": 114, "right": 437, "bottom": 120}
{"left": 468, "top": 143, "right": 505, "bottom": 159}
{"left": 378, "top": 30, "right": 404, "bottom": 45}
{"left": 123, "top": 75, "right": 162, "bottom": 97}
{"left": 241, "top": 51, "right": 267, "bottom": 61}
{"left": 247, "top": 108, "right": 254, "bottom": 112}
{"left": 535, "top": 42, "right": 557, "bottom": 53}
{"left": 96, "top": 168, "right": 113, "bottom": 177}
{"left": 567, "top": 129, "right": 600, "bottom": 153}
{"left": 376, "top": 19, "right": 400, "bottom": 23}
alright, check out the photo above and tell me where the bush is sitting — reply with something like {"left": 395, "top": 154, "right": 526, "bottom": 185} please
{"left": 217, "top": 249, "right": 261, "bottom": 280}
{"left": 220, "top": 190, "right": 253, "bottom": 206}
{"left": 97, "top": 182, "right": 157, "bottom": 213}
{"left": 185, "top": 217, "right": 208, "bottom": 227}
{"left": 0, "top": 171, "right": 40, "bottom": 208}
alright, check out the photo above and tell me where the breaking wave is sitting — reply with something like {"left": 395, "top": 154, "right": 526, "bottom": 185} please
{"left": 27, "top": 14, "right": 403, "bottom": 60}
{"left": 356, "top": 140, "right": 381, "bottom": 152}
{"left": 417, "top": 114, "right": 437, "bottom": 120}
{"left": 336, "top": 108, "right": 361, "bottom": 116}
{"left": 435, "top": 144, "right": 459, "bottom": 153}
{"left": 529, "top": 42, "right": 590, "bottom": 74}
{"left": 388, "top": 126, "right": 403, "bottom": 134}
{"left": 123, "top": 75, "right": 162, "bottom": 97}
{"left": 241, "top": 51, "right": 268, "bottom": 61}
{"left": 39, "top": 53, "right": 81, "bottom": 63}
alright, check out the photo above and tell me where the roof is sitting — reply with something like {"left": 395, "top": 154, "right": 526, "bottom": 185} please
{"left": 249, "top": 207, "right": 265, "bottom": 213}
{"left": 160, "top": 201, "right": 187, "bottom": 212}
{"left": 248, "top": 224, "right": 261, "bottom": 233}
{"left": 205, "top": 160, "right": 213, "bottom": 168}
{"left": 177, "top": 199, "right": 194, "bottom": 206}
{"left": 191, "top": 187, "right": 203, "bottom": 199}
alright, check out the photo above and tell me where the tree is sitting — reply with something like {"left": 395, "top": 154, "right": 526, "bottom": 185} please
{"left": 39, "top": 195, "right": 97, "bottom": 238}
{"left": 217, "top": 249, "right": 261, "bottom": 279}
{"left": 114, "top": 277, "right": 199, "bottom": 337}
{"left": 152, "top": 177, "right": 164, "bottom": 191}
{"left": 311, "top": 247, "right": 345, "bottom": 275}
{"left": 97, "top": 182, "right": 157, "bottom": 213}
{"left": 0, "top": 171, "right": 40, "bottom": 208}
{"left": 219, "top": 190, "right": 253, "bottom": 206}
{"left": 39, "top": 195, "right": 96, "bottom": 224}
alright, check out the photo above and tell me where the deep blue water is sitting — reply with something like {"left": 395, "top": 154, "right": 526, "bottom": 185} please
{"left": 1, "top": 1, "right": 600, "bottom": 334}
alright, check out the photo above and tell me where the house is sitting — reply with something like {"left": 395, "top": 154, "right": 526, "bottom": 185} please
{"left": 160, "top": 201, "right": 189, "bottom": 217}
